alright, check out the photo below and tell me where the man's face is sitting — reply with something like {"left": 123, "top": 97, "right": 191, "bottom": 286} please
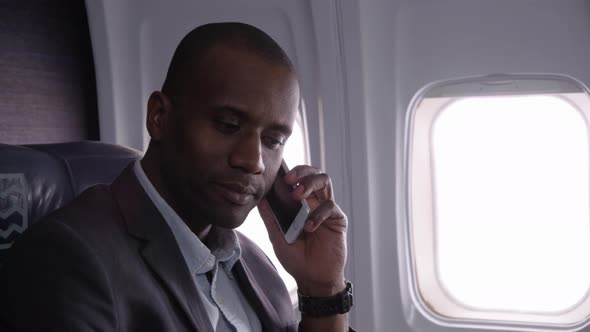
{"left": 159, "top": 46, "right": 300, "bottom": 229}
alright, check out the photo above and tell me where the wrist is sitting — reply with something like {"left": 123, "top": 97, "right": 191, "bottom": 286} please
{"left": 298, "top": 280, "right": 354, "bottom": 317}
{"left": 297, "top": 279, "right": 346, "bottom": 297}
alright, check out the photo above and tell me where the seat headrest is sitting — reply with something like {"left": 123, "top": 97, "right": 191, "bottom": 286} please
{"left": 0, "top": 141, "right": 142, "bottom": 259}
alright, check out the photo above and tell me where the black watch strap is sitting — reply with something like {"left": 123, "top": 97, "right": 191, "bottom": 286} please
{"left": 298, "top": 281, "right": 353, "bottom": 317}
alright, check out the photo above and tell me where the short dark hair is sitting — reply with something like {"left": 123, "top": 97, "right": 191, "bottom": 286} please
{"left": 161, "top": 22, "right": 294, "bottom": 97}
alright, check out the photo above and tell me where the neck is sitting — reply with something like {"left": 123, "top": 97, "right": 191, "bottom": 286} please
{"left": 140, "top": 149, "right": 212, "bottom": 241}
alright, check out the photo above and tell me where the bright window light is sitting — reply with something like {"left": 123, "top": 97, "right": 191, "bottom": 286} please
{"left": 237, "top": 117, "right": 307, "bottom": 303}
{"left": 407, "top": 76, "right": 590, "bottom": 328}
{"left": 433, "top": 95, "right": 590, "bottom": 313}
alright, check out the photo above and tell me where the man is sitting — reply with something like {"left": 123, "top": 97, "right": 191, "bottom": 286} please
{"left": 0, "top": 23, "right": 352, "bottom": 331}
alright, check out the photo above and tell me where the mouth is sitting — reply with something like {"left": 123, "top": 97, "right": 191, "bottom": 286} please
{"left": 212, "top": 182, "right": 257, "bottom": 206}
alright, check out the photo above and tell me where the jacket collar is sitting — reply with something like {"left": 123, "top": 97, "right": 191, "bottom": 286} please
{"left": 110, "top": 164, "right": 214, "bottom": 332}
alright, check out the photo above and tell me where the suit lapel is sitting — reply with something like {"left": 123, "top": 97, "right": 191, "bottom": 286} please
{"left": 111, "top": 164, "right": 214, "bottom": 332}
{"left": 233, "top": 258, "right": 283, "bottom": 331}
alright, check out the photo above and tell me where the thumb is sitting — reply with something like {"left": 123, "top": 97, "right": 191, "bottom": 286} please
{"left": 257, "top": 199, "right": 288, "bottom": 247}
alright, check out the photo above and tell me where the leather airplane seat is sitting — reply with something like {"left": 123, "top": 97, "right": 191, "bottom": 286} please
{"left": 0, "top": 141, "right": 142, "bottom": 265}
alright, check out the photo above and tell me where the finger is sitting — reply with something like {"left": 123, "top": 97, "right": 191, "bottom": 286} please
{"left": 293, "top": 173, "right": 333, "bottom": 202}
{"left": 257, "top": 199, "right": 287, "bottom": 246}
{"left": 304, "top": 200, "right": 347, "bottom": 232}
{"left": 284, "top": 165, "right": 322, "bottom": 185}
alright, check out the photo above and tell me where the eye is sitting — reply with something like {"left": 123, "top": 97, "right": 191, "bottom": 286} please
{"left": 263, "top": 135, "right": 286, "bottom": 150}
{"left": 214, "top": 118, "right": 240, "bottom": 134}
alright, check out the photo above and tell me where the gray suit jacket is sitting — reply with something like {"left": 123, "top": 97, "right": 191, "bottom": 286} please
{"left": 0, "top": 165, "right": 298, "bottom": 331}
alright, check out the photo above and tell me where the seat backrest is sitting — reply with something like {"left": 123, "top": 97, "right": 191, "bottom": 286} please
{"left": 0, "top": 141, "right": 142, "bottom": 264}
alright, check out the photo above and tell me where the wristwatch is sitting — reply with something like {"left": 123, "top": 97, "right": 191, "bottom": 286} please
{"left": 298, "top": 281, "right": 353, "bottom": 317}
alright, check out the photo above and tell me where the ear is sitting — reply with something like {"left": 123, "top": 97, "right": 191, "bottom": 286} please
{"left": 146, "top": 91, "right": 173, "bottom": 141}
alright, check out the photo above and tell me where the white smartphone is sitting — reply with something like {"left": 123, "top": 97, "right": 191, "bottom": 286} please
{"left": 265, "top": 160, "right": 311, "bottom": 244}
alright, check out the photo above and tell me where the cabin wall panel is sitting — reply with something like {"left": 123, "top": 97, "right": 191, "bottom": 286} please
{"left": 356, "top": 0, "right": 590, "bottom": 331}
{"left": 0, "top": 0, "right": 99, "bottom": 144}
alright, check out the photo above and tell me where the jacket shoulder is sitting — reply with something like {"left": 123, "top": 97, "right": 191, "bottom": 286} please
{"left": 41, "top": 184, "right": 125, "bottom": 239}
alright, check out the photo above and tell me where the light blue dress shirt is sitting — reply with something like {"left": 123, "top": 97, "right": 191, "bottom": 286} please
{"left": 134, "top": 160, "right": 262, "bottom": 331}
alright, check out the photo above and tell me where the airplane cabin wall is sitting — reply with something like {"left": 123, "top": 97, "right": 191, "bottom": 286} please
{"left": 84, "top": 0, "right": 590, "bottom": 331}
{"left": 356, "top": 1, "right": 590, "bottom": 331}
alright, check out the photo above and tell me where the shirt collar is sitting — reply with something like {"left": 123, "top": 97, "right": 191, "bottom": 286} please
{"left": 133, "top": 160, "right": 242, "bottom": 275}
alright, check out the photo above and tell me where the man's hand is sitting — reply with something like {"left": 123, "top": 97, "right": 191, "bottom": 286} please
{"left": 258, "top": 165, "right": 349, "bottom": 331}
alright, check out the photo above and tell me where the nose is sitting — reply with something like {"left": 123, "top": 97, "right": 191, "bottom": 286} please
{"left": 229, "top": 132, "right": 265, "bottom": 174}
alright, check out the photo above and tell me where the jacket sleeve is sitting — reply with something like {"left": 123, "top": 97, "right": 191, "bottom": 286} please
{"left": 0, "top": 219, "right": 117, "bottom": 332}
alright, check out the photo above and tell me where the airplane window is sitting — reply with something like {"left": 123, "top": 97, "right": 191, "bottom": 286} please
{"left": 237, "top": 109, "right": 308, "bottom": 304}
{"left": 406, "top": 76, "right": 590, "bottom": 328}
{"left": 433, "top": 95, "right": 590, "bottom": 313}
